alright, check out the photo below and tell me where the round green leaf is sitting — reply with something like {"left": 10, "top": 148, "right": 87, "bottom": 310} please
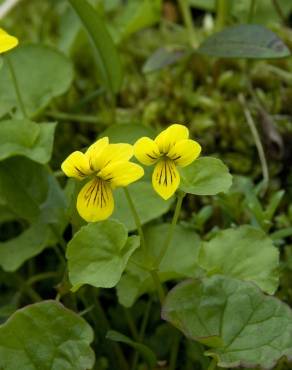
{"left": 117, "top": 223, "right": 201, "bottom": 307}
{"left": 180, "top": 157, "right": 232, "bottom": 195}
{"left": 0, "top": 119, "right": 56, "bottom": 163}
{"left": 112, "top": 181, "right": 173, "bottom": 231}
{"left": 199, "top": 225, "right": 279, "bottom": 294}
{"left": 0, "top": 300, "right": 95, "bottom": 370}
{"left": 162, "top": 276, "right": 292, "bottom": 369}
{"left": 0, "top": 44, "right": 73, "bottom": 118}
{"left": 66, "top": 219, "right": 140, "bottom": 290}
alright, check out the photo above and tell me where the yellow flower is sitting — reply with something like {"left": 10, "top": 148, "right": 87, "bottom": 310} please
{"left": 134, "top": 124, "right": 201, "bottom": 200}
{"left": 0, "top": 28, "right": 18, "bottom": 54}
{"left": 61, "top": 137, "right": 144, "bottom": 222}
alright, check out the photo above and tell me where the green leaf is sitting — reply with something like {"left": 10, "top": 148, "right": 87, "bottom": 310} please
{"left": 162, "top": 275, "right": 292, "bottom": 368}
{"left": 101, "top": 123, "right": 156, "bottom": 144}
{"left": 143, "top": 47, "right": 189, "bottom": 73}
{"left": 180, "top": 157, "right": 232, "bottom": 195}
{"left": 106, "top": 330, "right": 157, "bottom": 368}
{"left": 112, "top": 181, "right": 173, "bottom": 231}
{"left": 0, "top": 222, "right": 52, "bottom": 272}
{"left": 68, "top": 0, "right": 123, "bottom": 95}
{"left": 197, "top": 24, "right": 291, "bottom": 59}
{"left": 0, "top": 300, "right": 95, "bottom": 370}
{"left": 0, "top": 157, "right": 67, "bottom": 271}
{"left": 66, "top": 220, "right": 140, "bottom": 291}
{"left": 0, "top": 44, "right": 73, "bottom": 118}
{"left": 117, "top": 223, "right": 201, "bottom": 307}
{"left": 199, "top": 225, "right": 279, "bottom": 294}
{"left": 113, "top": 0, "right": 161, "bottom": 43}
{"left": 0, "top": 157, "right": 67, "bottom": 225}
{"left": 0, "top": 119, "right": 56, "bottom": 164}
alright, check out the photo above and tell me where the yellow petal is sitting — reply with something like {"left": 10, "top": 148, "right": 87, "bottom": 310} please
{"left": 155, "top": 124, "right": 189, "bottom": 154}
{"left": 77, "top": 178, "right": 114, "bottom": 222}
{"left": 85, "top": 137, "right": 109, "bottom": 170}
{"left": 168, "top": 139, "right": 201, "bottom": 167}
{"left": 152, "top": 159, "right": 180, "bottom": 200}
{"left": 61, "top": 151, "right": 92, "bottom": 179}
{"left": 99, "top": 161, "right": 144, "bottom": 187}
{"left": 94, "top": 143, "right": 134, "bottom": 170}
{"left": 134, "top": 137, "right": 160, "bottom": 165}
{"left": 0, "top": 29, "right": 18, "bottom": 54}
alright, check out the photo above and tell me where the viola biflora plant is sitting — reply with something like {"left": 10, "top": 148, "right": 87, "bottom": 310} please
{"left": 1, "top": 0, "right": 292, "bottom": 368}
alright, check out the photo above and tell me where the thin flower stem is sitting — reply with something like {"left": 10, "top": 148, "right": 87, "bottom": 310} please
{"left": 123, "top": 187, "right": 146, "bottom": 256}
{"left": 26, "top": 271, "right": 59, "bottom": 286}
{"left": 123, "top": 187, "right": 165, "bottom": 304}
{"left": 216, "top": 0, "right": 229, "bottom": 31}
{"left": 169, "top": 331, "right": 181, "bottom": 370}
{"left": 177, "top": 0, "right": 197, "bottom": 48}
{"left": 5, "top": 54, "right": 28, "bottom": 118}
{"left": 155, "top": 191, "right": 185, "bottom": 268}
{"left": 239, "top": 94, "right": 269, "bottom": 196}
{"left": 149, "top": 269, "right": 165, "bottom": 304}
{"left": 47, "top": 111, "right": 100, "bottom": 124}
{"left": 123, "top": 307, "right": 139, "bottom": 341}
{"left": 248, "top": 0, "right": 257, "bottom": 22}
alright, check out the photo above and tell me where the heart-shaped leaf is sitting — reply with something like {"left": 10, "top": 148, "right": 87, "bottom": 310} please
{"left": 66, "top": 219, "right": 140, "bottom": 290}
{"left": 0, "top": 119, "right": 56, "bottom": 164}
{"left": 199, "top": 225, "right": 279, "bottom": 294}
{"left": 0, "top": 44, "right": 73, "bottom": 118}
{"left": 197, "top": 24, "right": 291, "bottom": 59}
{"left": 163, "top": 276, "right": 292, "bottom": 368}
{"left": 0, "top": 300, "right": 95, "bottom": 370}
{"left": 180, "top": 157, "right": 232, "bottom": 195}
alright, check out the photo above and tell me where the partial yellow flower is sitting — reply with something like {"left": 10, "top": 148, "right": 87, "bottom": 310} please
{"left": 0, "top": 28, "right": 18, "bottom": 54}
{"left": 61, "top": 137, "right": 144, "bottom": 222}
{"left": 134, "top": 124, "right": 201, "bottom": 200}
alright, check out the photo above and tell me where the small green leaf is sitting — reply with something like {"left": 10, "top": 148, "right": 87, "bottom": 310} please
{"left": 112, "top": 181, "right": 173, "bottom": 231}
{"left": 197, "top": 24, "right": 291, "bottom": 59}
{"left": 117, "top": 223, "right": 201, "bottom": 307}
{"left": 0, "top": 222, "right": 51, "bottom": 272}
{"left": 180, "top": 157, "right": 232, "bottom": 195}
{"left": 162, "top": 276, "right": 292, "bottom": 369}
{"left": 0, "top": 119, "right": 56, "bottom": 164}
{"left": 0, "top": 300, "right": 95, "bottom": 370}
{"left": 199, "top": 225, "right": 279, "bottom": 294}
{"left": 106, "top": 330, "right": 157, "bottom": 368}
{"left": 0, "top": 44, "right": 73, "bottom": 118}
{"left": 68, "top": 0, "right": 123, "bottom": 95}
{"left": 143, "top": 47, "right": 189, "bottom": 73}
{"left": 66, "top": 220, "right": 140, "bottom": 290}
{"left": 0, "top": 157, "right": 67, "bottom": 225}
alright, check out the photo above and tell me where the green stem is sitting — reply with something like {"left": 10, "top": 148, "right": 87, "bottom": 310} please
{"left": 26, "top": 271, "right": 59, "bottom": 286}
{"left": 216, "top": 0, "right": 229, "bottom": 30}
{"left": 123, "top": 188, "right": 166, "bottom": 304}
{"left": 123, "top": 307, "right": 139, "bottom": 341}
{"left": 47, "top": 111, "right": 100, "bottom": 124}
{"left": 248, "top": 0, "right": 257, "bottom": 22}
{"left": 149, "top": 269, "right": 165, "bottom": 304}
{"left": 5, "top": 54, "right": 28, "bottom": 118}
{"left": 155, "top": 191, "right": 185, "bottom": 267}
{"left": 123, "top": 188, "right": 146, "bottom": 257}
{"left": 272, "top": 0, "right": 287, "bottom": 24}
{"left": 207, "top": 358, "right": 217, "bottom": 370}
{"left": 178, "top": 0, "right": 197, "bottom": 48}
{"left": 131, "top": 298, "right": 152, "bottom": 370}
{"left": 169, "top": 332, "right": 181, "bottom": 370}
{"left": 239, "top": 94, "right": 269, "bottom": 196}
